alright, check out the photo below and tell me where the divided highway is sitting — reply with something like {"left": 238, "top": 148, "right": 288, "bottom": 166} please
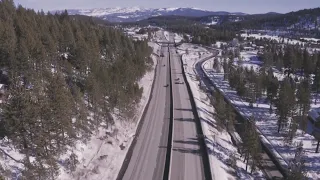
{"left": 118, "top": 32, "right": 210, "bottom": 180}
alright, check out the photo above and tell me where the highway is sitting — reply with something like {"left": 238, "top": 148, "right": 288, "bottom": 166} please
{"left": 120, "top": 44, "right": 170, "bottom": 180}
{"left": 169, "top": 45, "right": 205, "bottom": 180}
{"left": 118, "top": 32, "right": 209, "bottom": 180}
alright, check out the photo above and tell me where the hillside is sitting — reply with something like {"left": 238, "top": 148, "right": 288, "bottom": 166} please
{"left": 215, "top": 7, "right": 320, "bottom": 36}
{"left": 131, "top": 7, "right": 320, "bottom": 38}
{"left": 53, "top": 7, "right": 246, "bottom": 22}
{"left": 0, "top": 1, "right": 153, "bottom": 179}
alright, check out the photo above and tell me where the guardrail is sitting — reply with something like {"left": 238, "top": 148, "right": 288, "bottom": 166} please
{"left": 163, "top": 45, "right": 174, "bottom": 180}
{"left": 180, "top": 54, "right": 213, "bottom": 180}
{"left": 201, "top": 60, "right": 289, "bottom": 178}
{"left": 116, "top": 48, "right": 160, "bottom": 180}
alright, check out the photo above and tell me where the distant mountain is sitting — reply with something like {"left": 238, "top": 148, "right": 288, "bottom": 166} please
{"left": 265, "top": 12, "right": 282, "bottom": 15}
{"left": 53, "top": 7, "right": 247, "bottom": 22}
{"left": 220, "top": 7, "right": 320, "bottom": 32}
{"left": 131, "top": 7, "right": 320, "bottom": 38}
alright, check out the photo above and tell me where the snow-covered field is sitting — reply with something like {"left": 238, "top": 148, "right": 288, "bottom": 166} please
{"left": 202, "top": 49, "right": 320, "bottom": 179}
{"left": 178, "top": 43, "right": 265, "bottom": 179}
{"left": 178, "top": 43, "right": 208, "bottom": 53}
{"left": 301, "top": 37, "right": 320, "bottom": 43}
{"left": 234, "top": 50, "right": 261, "bottom": 71}
{"left": 241, "top": 33, "right": 307, "bottom": 45}
{"left": 123, "top": 27, "right": 149, "bottom": 41}
{"left": 0, "top": 42, "right": 160, "bottom": 180}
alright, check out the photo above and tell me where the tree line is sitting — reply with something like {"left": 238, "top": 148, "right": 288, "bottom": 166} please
{"left": 219, "top": 7, "right": 320, "bottom": 38}
{"left": 127, "top": 15, "right": 237, "bottom": 45}
{"left": 212, "top": 61, "right": 310, "bottom": 179}
{"left": 0, "top": 1, "right": 153, "bottom": 179}
{"left": 168, "top": 25, "right": 236, "bottom": 45}
{"left": 211, "top": 42, "right": 320, "bottom": 179}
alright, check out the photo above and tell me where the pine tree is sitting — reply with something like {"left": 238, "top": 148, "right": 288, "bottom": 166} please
{"left": 275, "top": 77, "right": 296, "bottom": 133}
{"left": 266, "top": 68, "right": 279, "bottom": 113}
{"left": 296, "top": 78, "right": 311, "bottom": 132}
{"left": 223, "top": 58, "right": 228, "bottom": 80}
{"left": 213, "top": 57, "right": 221, "bottom": 72}
{"left": 313, "top": 56, "right": 320, "bottom": 104}
{"left": 315, "top": 120, "right": 320, "bottom": 153}
{"left": 287, "top": 142, "right": 307, "bottom": 180}
{"left": 302, "top": 48, "right": 312, "bottom": 77}
{"left": 213, "top": 92, "right": 226, "bottom": 130}
{"left": 46, "top": 73, "right": 74, "bottom": 151}
{"left": 225, "top": 104, "right": 236, "bottom": 131}
{"left": 245, "top": 117, "right": 261, "bottom": 173}
{"left": 0, "top": 4, "right": 154, "bottom": 178}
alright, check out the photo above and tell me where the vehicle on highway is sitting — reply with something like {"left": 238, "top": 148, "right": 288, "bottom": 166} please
{"left": 163, "top": 64, "right": 165, "bottom": 66}
{"left": 175, "top": 78, "right": 180, "bottom": 80}
{"left": 164, "top": 84, "right": 169, "bottom": 87}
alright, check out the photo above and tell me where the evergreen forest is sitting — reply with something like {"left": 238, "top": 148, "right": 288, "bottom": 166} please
{"left": 0, "top": 0, "right": 153, "bottom": 179}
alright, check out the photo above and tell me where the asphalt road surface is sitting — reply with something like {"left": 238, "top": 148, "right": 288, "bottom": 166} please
{"left": 122, "top": 45, "right": 170, "bottom": 180}
{"left": 169, "top": 45, "right": 205, "bottom": 179}
{"left": 121, "top": 32, "right": 207, "bottom": 180}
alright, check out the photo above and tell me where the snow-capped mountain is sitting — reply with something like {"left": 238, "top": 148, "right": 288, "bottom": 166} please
{"left": 54, "top": 7, "right": 246, "bottom": 22}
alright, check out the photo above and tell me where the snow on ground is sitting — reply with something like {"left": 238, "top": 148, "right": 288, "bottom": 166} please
{"left": 203, "top": 54, "right": 320, "bottom": 179}
{"left": 178, "top": 43, "right": 265, "bottom": 180}
{"left": 0, "top": 42, "right": 159, "bottom": 180}
{"left": 301, "top": 37, "right": 320, "bottom": 43}
{"left": 174, "top": 33, "right": 183, "bottom": 43}
{"left": 58, "top": 42, "right": 158, "bottom": 180}
{"left": 164, "top": 31, "right": 169, "bottom": 41}
{"left": 153, "top": 30, "right": 163, "bottom": 40}
{"left": 214, "top": 41, "right": 227, "bottom": 49}
{"left": 0, "top": 139, "right": 25, "bottom": 179}
{"left": 206, "top": 21, "right": 218, "bottom": 26}
{"left": 241, "top": 33, "right": 307, "bottom": 45}
{"left": 123, "top": 27, "right": 150, "bottom": 41}
{"left": 131, "top": 34, "right": 148, "bottom": 41}
{"left": 58, "top": 42, "right": 159, "bottom": 180}
{"left": 235, "top": 50, "right": 261, "bottom": 72}
{"left": 177, "top": 43, "right": 208, "bottom": 53}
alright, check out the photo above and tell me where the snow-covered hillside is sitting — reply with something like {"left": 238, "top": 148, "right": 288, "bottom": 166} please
{"left": 53, "top": 7, "right": 246, "bottom": 22}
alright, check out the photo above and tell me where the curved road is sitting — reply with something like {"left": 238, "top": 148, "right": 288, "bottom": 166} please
{"left": 196, "top": 50, "right": 283, "bottom": 179}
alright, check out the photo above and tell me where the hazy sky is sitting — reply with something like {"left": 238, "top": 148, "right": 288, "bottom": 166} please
{"left": 15, "top": 0, "right": 320, "bottom": 14}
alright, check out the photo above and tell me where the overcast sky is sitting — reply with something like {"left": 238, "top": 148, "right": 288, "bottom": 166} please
{"left": 14, "top": 0, "right": 320, "bottom": 14}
